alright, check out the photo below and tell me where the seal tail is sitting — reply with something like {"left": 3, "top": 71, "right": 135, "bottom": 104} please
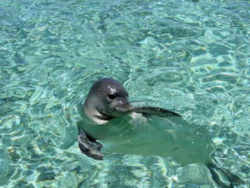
{"left": 206, "top": 161, "right": 244, "bottom": 188}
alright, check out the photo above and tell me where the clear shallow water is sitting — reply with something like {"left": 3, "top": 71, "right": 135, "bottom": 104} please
{"left": 0, "top": 0, "right": 249, "bottom": 187}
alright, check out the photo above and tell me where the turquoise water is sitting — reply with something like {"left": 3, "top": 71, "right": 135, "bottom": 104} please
{"left": 0, "top": 0, "right": 249, "bottom": 187}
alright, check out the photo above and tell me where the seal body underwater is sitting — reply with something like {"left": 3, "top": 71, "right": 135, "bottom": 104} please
{"left": 78, "top": 78, "right": 244, "bottom": 187}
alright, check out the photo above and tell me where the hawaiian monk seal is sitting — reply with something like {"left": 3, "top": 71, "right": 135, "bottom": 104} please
{"left": 77, "top": 78, "right": 244, "bottom": 187}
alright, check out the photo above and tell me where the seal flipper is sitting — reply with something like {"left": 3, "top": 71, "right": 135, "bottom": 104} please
{"left": 130, "top": 106, "right": 181, "bottom": 118}
{"left": 78, "top": 128, "right": 103, "bottom": 160}
{"left": 206, "top": 162, "right": 245, "bottom": 188}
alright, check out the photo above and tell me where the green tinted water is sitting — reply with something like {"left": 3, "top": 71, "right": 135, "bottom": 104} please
{"left": 0, "top": 0, "right": 249, "bottom": 187}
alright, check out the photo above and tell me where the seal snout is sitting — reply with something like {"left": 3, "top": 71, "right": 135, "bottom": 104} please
{"left": 111, "top": 97, "right": 130, "bottom": 109}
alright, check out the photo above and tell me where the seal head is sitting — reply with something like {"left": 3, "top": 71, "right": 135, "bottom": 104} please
{"left": 84, "top": 78, "right": 130, "bottom": 124}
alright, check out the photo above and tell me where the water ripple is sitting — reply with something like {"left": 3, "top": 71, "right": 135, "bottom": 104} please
{"left": 0, "top": 0, "right": 249, "bottom": 187}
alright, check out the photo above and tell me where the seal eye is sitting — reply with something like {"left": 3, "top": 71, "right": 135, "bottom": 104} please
{"left": 108, "top": 94, "right": 116, "bottom": 100}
